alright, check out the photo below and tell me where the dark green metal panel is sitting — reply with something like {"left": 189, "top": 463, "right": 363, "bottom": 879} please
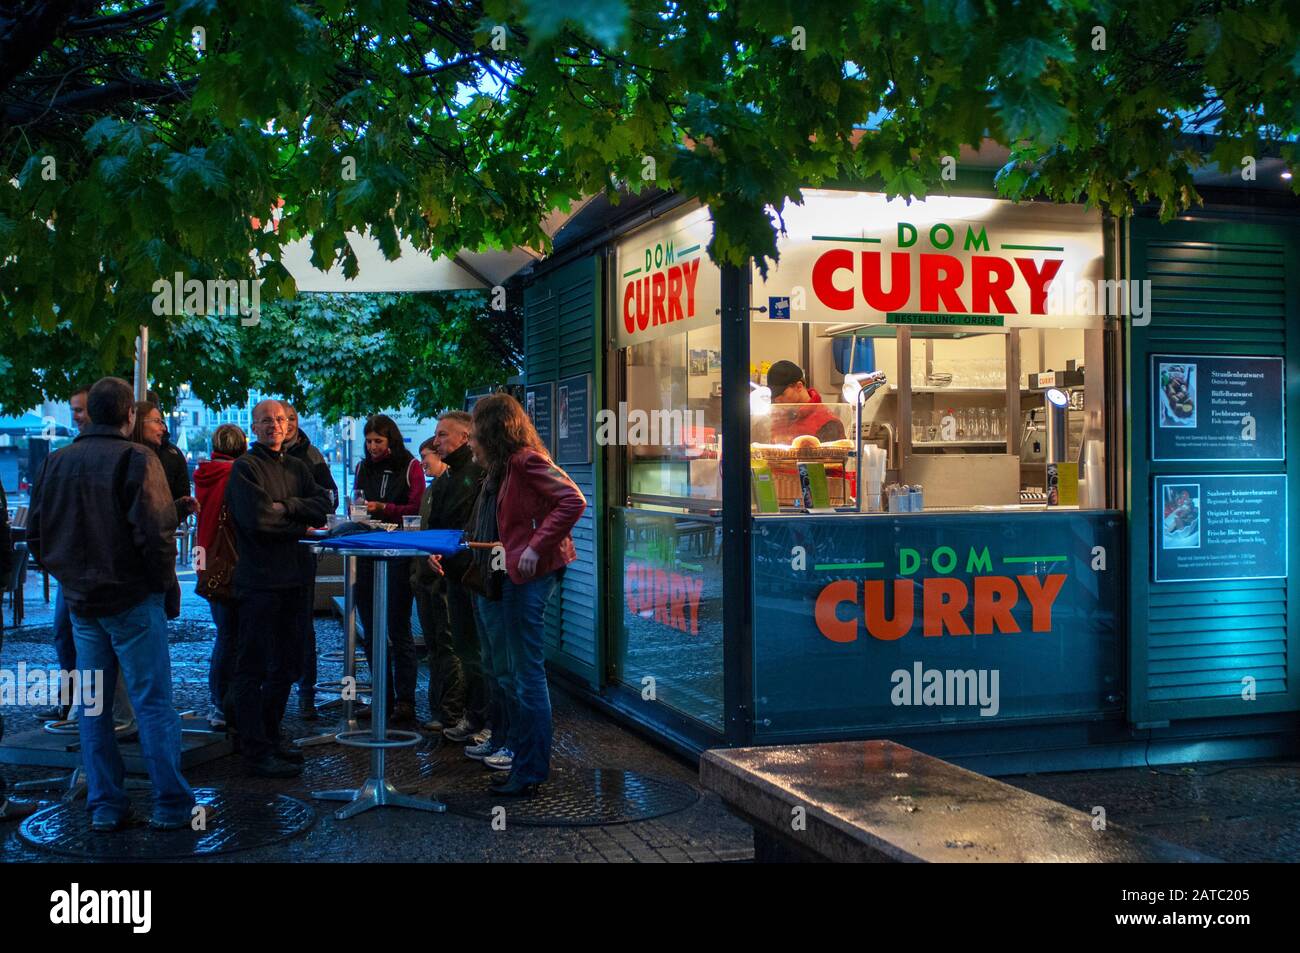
{"left": 523, "top": 255, "right": 602, "bottom": 688}
{"left": 1126, "top": 214, "right": 1299, "bottom": 725}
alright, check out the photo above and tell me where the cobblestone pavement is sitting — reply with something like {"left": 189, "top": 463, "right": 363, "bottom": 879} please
{"left": 0, "top": 580, "right": 754, "bottom": 864}
{"left": 1003, "top": 760, "right": 1300, "bottom": 863}
{"left": 4, "top": 578, "right": 1298, "bottom": 862}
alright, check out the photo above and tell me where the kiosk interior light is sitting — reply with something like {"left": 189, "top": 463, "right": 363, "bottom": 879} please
{"left": 750, "top": 381, "right": 772, "bottom": 417}
{"left": 1045, "top": 387, "right": 1070, "bottom": 409}
{"left": 841, "top": 371, "right": 888, "bottom": 406}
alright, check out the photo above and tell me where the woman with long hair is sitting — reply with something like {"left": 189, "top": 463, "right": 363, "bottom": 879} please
{"left": 352, "top": 413, "right": 424, "bottom": 725}
{"left": 192, "top": 424, "right": 247, "bottom": 728}
{"left": 131, "top": 401, "right": 198, "bottom": 521}
{"left": 130, "top": 400, "right": 188, "bottom": 620}
{"left": 470, "top": 393, "right": 585, "bottom": 797}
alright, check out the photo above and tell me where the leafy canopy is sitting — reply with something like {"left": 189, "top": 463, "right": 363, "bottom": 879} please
{"left": 2, "top": 0, "right": 1298, "bottom": 410}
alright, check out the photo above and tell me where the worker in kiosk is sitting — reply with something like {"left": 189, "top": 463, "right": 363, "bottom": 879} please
{"left": 766, "top": 360, "right": 848, "bottom": 445}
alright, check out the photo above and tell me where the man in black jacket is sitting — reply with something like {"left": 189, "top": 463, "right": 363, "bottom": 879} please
{"left": 224, "top": 399, "right": 331, "bottom": 777}
{"left": 26, "top": 377, "right": 194, "bottom": 831}
{"left": 416, "top": 412, "right": 488, "bottom": 744}
{"left": 283, "top": 404, "right": 338, "bottom": 720}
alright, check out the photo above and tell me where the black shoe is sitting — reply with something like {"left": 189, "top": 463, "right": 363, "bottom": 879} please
{"left": 492, "top": 777, "right": 540, "bottom": 798}
{"left": 300, "top": 698, "right": 320, "bottom": 722}
{"left": 36, "top": 705, "right": 68, "bottom": 721}
{"left": 245, "top": 756, "right": 303, "bottom": 779}
{"left": 391, "top": 702, "right": 416, "bottom": 726}
{"left": 274, "top": 745, "right": 305, "bottom": 765}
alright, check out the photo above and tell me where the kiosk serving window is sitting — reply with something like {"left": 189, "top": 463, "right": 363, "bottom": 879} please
{"left": 610, "top": 205, "right": 725, "bottom": 731}
{"left": 749, "top": 191, "right": 1112, "bottom": 513}
{"left": 614, "top": 205, "right": 723, "bottom": 510}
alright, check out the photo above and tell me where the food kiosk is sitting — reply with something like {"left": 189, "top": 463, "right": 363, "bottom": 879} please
{"left": 521, "top": 179, "right": 1299, "bottom": 774}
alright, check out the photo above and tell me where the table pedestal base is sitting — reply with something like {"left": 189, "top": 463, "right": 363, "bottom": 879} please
{"left": 313, "top": 778, "right": 446, "bottom": 819}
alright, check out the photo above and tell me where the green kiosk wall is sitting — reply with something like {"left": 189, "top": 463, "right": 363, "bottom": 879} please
{"left": 522, "top": 254, "right": 603, "bottom": 689}
{"left": 1126, "top": 211, "right": 1300, "bottom": 727}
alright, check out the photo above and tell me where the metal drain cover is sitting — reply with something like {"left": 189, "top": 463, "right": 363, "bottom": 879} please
{"left": 438, "top": 769, "right": 698, "bottom": 827}
{"left": 18, "top": 786, "right": 315, "bottom": 860}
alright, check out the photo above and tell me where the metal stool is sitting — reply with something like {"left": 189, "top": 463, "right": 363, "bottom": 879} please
{"left": 309, "top": 552, "right": 444, "bottom": 818}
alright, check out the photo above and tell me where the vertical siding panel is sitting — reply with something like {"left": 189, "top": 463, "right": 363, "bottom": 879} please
{"left": 524, "top": 257, "right": 601, "bottom": 688}
{"left": 1128, "top": 219, "right": 1298, "bottom": 724}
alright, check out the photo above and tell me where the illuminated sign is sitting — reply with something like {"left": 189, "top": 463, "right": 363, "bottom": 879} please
{"left": 615, "top": 205, "right": 721, "bottom": 348}
{"left": 753, "top": 191, "right": 1107, "bottom": 329}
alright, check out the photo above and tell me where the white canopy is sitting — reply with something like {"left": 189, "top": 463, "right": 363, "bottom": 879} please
{"left": 279, "top": 198, "right": 596, "bottom": 292}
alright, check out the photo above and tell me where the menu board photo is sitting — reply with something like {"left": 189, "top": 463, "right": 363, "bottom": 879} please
{"left": 1151, "top": 354, "right": 1284, "bottom": 461}
{"left": 525, "top": 381, "right": 555, "bottom": 454}
{"left": 556, "top": 373, "right": 591, "bottom": 465}
{"left": 1153, "top": 474, "right": 1288, "bottom": 583}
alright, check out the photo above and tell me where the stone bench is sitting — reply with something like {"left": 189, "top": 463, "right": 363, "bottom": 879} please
{"left": 700, "top": 740, "right": 1215, "bottom": 863}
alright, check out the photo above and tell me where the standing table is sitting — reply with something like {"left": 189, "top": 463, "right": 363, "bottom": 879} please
{"left": 306, "top": 541, "right": 446, "bottom": 819}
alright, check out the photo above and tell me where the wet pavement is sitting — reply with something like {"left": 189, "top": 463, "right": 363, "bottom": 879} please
{"left": 0, "top": 575, "right": 753, "bottom": 863}
{"left": 2, "top": 573, "right": 1298, "bottom": 862}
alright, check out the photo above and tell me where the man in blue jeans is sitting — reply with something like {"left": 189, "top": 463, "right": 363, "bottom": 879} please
{"left": 26, "top": 377, "right": 194, "bottom": 832}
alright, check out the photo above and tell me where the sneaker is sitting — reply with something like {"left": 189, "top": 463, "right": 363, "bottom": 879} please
{"left": 207, "top": 707, "right": 227, "bottom": 730}
{"left": 464, "top": 737, "right": 495, "bottom": 761}
{"left": 149, "top": 810, "right": 194, "bottom": 831}
{"left": 483, "top": 748, "right": 515, "bottom": 772}
{"left": 90, "top": 809, "right": 145, "bottom": 833}
{"left": 442, "top": 718, "right": 476, "bottom": 742}
{"left": 471, "top": 727, "right": 493, "bottom": 746}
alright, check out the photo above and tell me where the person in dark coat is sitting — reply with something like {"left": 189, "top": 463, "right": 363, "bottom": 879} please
{"left": 223, "top": 399, "right": 331, "bottom": 777}
{"left": 352, "top": 414, "right": 424, "bottom": 726}
{"left": 283, "top": 404, "right": 338, "bottom": 720}
{"left": 411, "top": 414, "right": 487, "bottom": 741}
{"left": 26, "top": 377, "right": 193, "bottom": 830}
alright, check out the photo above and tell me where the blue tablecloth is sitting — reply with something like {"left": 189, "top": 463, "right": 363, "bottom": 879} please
{"left": 313, "top": 529, "right": 466, "bottom": 555}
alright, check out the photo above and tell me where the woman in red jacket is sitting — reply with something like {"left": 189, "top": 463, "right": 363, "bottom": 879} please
{"left": 471, "top": 394, "right": 585, "bottom": 797}
{"left": 192, "top": 424, "right": 246, "bottom": 729}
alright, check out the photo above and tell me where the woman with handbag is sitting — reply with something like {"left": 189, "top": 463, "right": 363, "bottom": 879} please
{"left": 467, "top": 394, "right": 585, "bottom": 797}
{"left": 193, "top": 424, "right": 247, "bottom": 729}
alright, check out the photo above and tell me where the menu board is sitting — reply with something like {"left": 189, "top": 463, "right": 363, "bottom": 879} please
{"left": 1153, "top": 474, "right": 1288, "bottom": 583}
{"left": 1151, "top": 355, "right": 1285, "bottom": 461}
{"left": 524, "top": 381, "right": 554, "bottom": 454}
{"left": 556, "top": 373, "right": 591, "bottom": 465}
